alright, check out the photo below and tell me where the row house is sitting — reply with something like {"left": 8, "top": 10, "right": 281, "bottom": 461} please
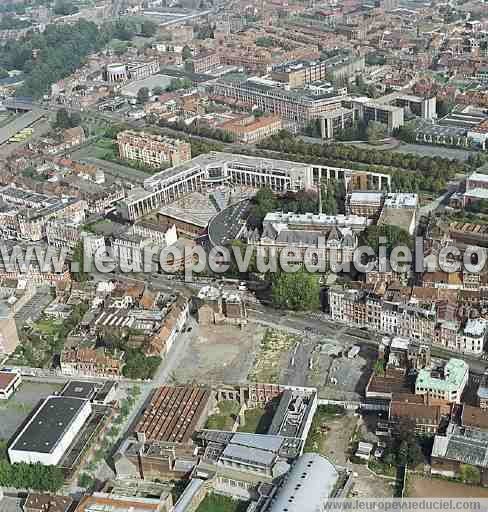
{"left": 60, "top": 347, "right": 125, "bottom": 378}
{"left": 328, "top": 286, "right": 488, "bottom": 356}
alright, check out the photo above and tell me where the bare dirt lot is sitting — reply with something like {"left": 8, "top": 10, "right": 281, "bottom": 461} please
{"left": 409, "top": 477, "right": 488, "bottom": 498}
{"left": 171, "top": 323, "right": 264, "bottom": 385}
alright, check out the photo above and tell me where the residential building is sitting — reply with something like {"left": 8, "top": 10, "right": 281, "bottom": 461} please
{"left": 187, "top": 50, "right": 220, "bottom": 74}
{"left": 195, "top": 286, "right": 247, "bottom": 326}
{"left": 219, "top": 114, "right": 283, "bottom": 144}
{"left": 60, "top": 348, "right": 125, "bottom": 378}
{"left": 75, "top": 493, "right": 172, "bottom": 512}
{"left": 24, "top": 494, "right": 73, "bottom": 512}
{"left": 457, "top": 318, "right": 488, "bottom": 355}
{"left": 0, "top": 370, "right": 21, "bottom": 400}
{"left": 63, "top": 126, "right": 85, "bottom": 147}
{"left": 389, "top": 393, "right": 449, "bottom": 434}
{"left": 117, "top": 131, "right": 191, "bottom": 169}
{"left": 415, "top": 358, "right": 469, "bottom": 404}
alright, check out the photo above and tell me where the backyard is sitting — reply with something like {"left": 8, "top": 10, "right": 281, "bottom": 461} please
{"left": 196, "top": 494, "right": 248, "bottom": 512}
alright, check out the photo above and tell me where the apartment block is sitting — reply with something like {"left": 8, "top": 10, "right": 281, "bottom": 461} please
{"left": 117, "top": 131, "right": 191, "bottom": 168}
{"left": 219, "top": 114, "right": 283, "bottom": 144}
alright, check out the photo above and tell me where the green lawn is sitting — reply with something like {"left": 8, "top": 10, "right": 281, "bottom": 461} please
{"left": 197, "top": 494, "right": 248, "bottom": 512}
{"left": 237, "top": 407, "right": 275, "bottom": 434}
{"left": 205, "top": 400, "right": 240, "bottom": 431}
{"left": 34, "top": 319, "right": 64, "bottom": 337}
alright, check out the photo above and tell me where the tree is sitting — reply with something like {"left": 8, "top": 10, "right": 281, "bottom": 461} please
{"left": 182, "top": 45, "right": 192, "bottom": 61}
{"left": 137, "top": 87, "right": 150, "bottom": 104}
{"left": 141, "top": 20, "right": 157, "bottom": 37}
{"left": 71, "top": 241, "right": 88, "bottom": 282}
{"left": 122, "top": 349, "right": 161, "bottom": 380}
{"left": 395, "top": 123, "right": 417, "bottom": 143}
{"left": 112, "top": 40, "right": 128, "bottom": 56}
{"left": 0, "top": 67, "right": 8, "bottom": 79}
{"left": 366, "top": 121, "right": 387, "bottom": 143}
{"left": 373, "top": 359, "right": 385, "bottom": 376}
{"left": 152, "top": 86, "right": 164, "bottom": 95}
{"left": 271, "top": 269, "right": 320, "bottom": 310}
{"left": 55, "top": 108, "right": 71, "bottom": 129}
{"left": 54, "top": 0, "right": 79, "bottom": 15}
{"left": 78, "top": 472, "right": 94, "bottom": 488}
{"left": 436, "top": 98, "right": 453, "bottom": 118}
{"left": 359, "top": 225, "right": 413, "bottom": 257}
{"left": 459, "top": 464, "right": 481, "bottom": 485}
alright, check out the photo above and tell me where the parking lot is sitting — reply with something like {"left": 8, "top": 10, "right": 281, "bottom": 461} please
{"left": 0, "top": 380, "right": 62, "bottom": 441}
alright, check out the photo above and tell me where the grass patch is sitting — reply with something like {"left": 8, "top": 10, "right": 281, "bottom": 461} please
{"left": 248, "top": 328, "right": 298, "bottom": 384}
{"left": 368, "top": 459, "right": 396, "bottom": 477}
{"left": 196, "top": 494, "right": 248, "bottom": 512}
{"left": 205, "top": 400, "right": 240, "bottom": 431}
{"left": 237, "top": 408, "right": 270, "bottom": 434}
{"left": 34, "top": 319, "right": 63, "bottom": 337}
{"left": 303, "top": 404, "right": 345, "bottom": 454}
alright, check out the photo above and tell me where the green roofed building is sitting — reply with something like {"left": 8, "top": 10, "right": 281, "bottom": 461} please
{"left": 415, "top": 358, "right": 469, "bottom": 404}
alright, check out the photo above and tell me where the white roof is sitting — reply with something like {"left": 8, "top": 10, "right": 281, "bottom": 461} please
{"left": 468, "top": 172, "right": 488, "bottom": 183}
{"left": 390, "top": 336, "right": 410, "bottom": 351}
{"left": 464, "top": 318, "right": 488, "bottom": 337}
{"left": 383, "top": 193, "right": 418, "bottom": 209}
{"left": 268, "top": 453, "right": 339, "bottom": 512}
{"left": 349, "top": 191, "right": 384, "bottom": 203}
{"left": 464, "top": 187, "right": 488, "bottom": 199}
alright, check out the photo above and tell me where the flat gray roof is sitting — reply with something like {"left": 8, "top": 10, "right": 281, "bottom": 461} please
{"left": 10, "top": 396, "right": 89, "bottom": 454}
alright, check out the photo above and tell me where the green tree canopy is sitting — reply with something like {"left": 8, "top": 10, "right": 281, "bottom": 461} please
{"left": 137, "top": 87, "right": 150, "bottom": 104}
{"left": 271, "top": 269, "right": 320, "bottom": 311}
{"left": 182, "top": 45, "right": 193, "bottom": 61}
{"left": 366, "top": 121, "right": 387, "bottom": 143}
{"left": 141, "top": 20, "right": 157, "bottom": 37}
{"left": 54, "top": 0, "right": 79, "bottom": 15}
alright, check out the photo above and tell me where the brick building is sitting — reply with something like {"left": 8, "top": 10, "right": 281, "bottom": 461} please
{"left": 117, "top": 131, "right": 191, "bottom": 169}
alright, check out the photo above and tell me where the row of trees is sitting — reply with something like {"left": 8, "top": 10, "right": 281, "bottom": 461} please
{"left": 0, "top": 461, "right": 64, "bottom": 492}
{"left": 271, "top": 269, "right": 321, "bottom": 311}
{"left": 257, "top": 131, "right": 464, "bottom": 193}
{"left": 54, "top": 108, "right": 82, "bottom": 129}
{"left": 158, "top": 118, "right": 235, "bottom": 143}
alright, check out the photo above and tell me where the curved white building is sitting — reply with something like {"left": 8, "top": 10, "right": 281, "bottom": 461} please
{"left": 268, "top": 453, "right": 339, "bottom": 512}
{"left": 106, "top": 63, "right": 128, "bottom": 83}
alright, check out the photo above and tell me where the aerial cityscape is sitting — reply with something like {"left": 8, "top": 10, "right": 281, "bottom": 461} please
{"left": 3, "top": 0, "right": 488, "bottom": 510}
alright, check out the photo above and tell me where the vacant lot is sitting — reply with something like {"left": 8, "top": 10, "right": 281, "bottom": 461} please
{"left": 0, "top": 381, "right": 62, "bottom": 440}
{"left": 172, "top": 324, "right": 263, "bottom": 385}
{"left": 248, "top": 328, "right": 299, "bottom": 384}
{"left": 304, "top": 406, "right": 352, "bottom": 465}
{"left": 409, "top": 477, "right": 488, "bottom": 498}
